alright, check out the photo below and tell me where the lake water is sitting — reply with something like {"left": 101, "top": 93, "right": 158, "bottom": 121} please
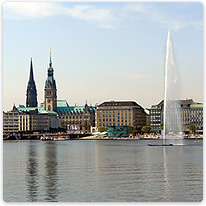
{"left": 3, "top": 139, "right": 203, "bottom": 202}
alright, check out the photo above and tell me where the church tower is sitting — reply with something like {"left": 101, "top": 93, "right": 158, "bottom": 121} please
{"left": 26, "top": 58, "right": 38, "bottom": 107}
{"left": 44, "top": 49, "right": 57, "bottom": 111}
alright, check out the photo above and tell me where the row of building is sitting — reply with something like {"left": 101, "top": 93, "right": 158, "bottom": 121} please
{"left": 3, "top": 51, "right": 203, "bottom": 135}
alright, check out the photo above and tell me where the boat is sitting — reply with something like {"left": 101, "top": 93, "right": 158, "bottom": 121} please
{"left": 40, "top": 135, "right": 70, "bottom": 141}
{"left": 147, "top": 143, "right": 174, "bottom": 146}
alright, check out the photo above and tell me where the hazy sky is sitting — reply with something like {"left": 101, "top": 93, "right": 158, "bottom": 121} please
{"left": 3, "top": 1, "right": 203, "bottom": 111}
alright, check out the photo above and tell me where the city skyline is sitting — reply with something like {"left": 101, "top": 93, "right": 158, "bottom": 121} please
{"left": 3, "top": 2, "right": 203, "bottom": 111}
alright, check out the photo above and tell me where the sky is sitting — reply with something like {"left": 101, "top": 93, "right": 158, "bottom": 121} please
{"left": 2, "top": 1, "right": 203, "bottom": 111}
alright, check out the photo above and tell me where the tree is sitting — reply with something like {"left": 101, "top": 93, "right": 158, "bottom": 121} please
{"left": 50, "top": 127, "right": 58, "bottom": 133}
{"left": 142, "top": 126, "right": 151, "bottom": 134}
{"left": 98, "top": 126, "right": 108, "bottom": 132}
{"left": 189, "top": 124, "right": 196, "bottom": 134}
{"left": 136, "top": 125, "right": 142, "bottom": 133}
{"left": 58, "top": 126, "right": 66, "bottom": 132}
{"left": 160, "top": 126, "right": 164, "bottom": 130}
{"left": 129, "top": 126, "right": 137, "bottom": 134}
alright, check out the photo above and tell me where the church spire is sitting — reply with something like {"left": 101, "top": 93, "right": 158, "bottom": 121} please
{"left": 49, "top": 48, "right": 52, "bottom": 68}
{"left": 26, "top": 58, "right": 38, "bottom": 107}
{"left": 29, "top": 58, "right": 34, "bottom": 82}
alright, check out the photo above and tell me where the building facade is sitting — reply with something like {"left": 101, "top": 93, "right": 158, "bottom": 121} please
{"left": 55, "top": 100, "right": 95, "bottom": 133}
{"left": 150, "top": 101, "right": 163, "bottom": 133}
{"left": 3, "top": 105, "right": 61, "bottom": 133}
{"left": 95, "top": 101, "right": 147, "bottom": 128}
{"left": 150, "top": 99, "right": 202, "bottom": 133}
{"left": 190, "top": 103, "right": 203, "bottom": 133}
{"left": 26, "top": 58, "right": 38, "bottom": 107}
{"left": 3, "top": 105, "right": 20, "bottom": 133}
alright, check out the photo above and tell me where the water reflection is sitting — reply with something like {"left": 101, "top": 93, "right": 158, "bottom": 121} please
{"left": 4, "top": 140, "right": 203, "bottom": 202}
{"left": 44, "top": 142, "right": 59, "bottom": 201}
{"left": 26, "top": 142, "right": 38, "bottom": 201}
{"left": 162, "top": 147, "right": 171, "bottom": 201}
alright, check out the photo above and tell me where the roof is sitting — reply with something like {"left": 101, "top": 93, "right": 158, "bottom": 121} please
{"left": 57, "top": 100, "right": 69, "bottom": 107}
{"left": 17, "top": 105, "right": 45, "bottom": 113}
{"left": 56, "top": 100, "right": 95, "bottom": 114}
{"left": 39, "top": 110, "right": 57, "bottom": 114}
{"left": 17, "top": 100, "right": 95, "bottom": 115}
{"left": 98, "top": 101, "right": 141, "bottom": 107}
{"left": 155, "top": 99, "right": 194, "bottom": 107}
{"left": 190, "top": 104, "right": 203, "bottom": 109}
{"left": 151, "top": 105, "right": 161, "bottom": 109}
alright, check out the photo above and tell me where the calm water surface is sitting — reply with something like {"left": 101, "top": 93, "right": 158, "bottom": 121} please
{"left": 3, "top": 139, "right": 203, "bottom": 202}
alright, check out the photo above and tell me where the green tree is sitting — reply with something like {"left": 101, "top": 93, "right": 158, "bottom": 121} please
{"left": 98, "top": 126, "right": 108, "bottom": 132}
{"left": 58, "top": 126, "right": 66, "bottom": 132}
{"left": 142, "top": 126, "right": 151, "bottom": 134}
{"left": 189, "top": 124, "right": 196, "bottom": 134}
{"left": 136, "top": 125, "right": 142, "bottom": 132}
{"left": 50, "top": 127, "right": 58, "bottom": 133}
{"left": 129, "top": 126, "right": 137, "bottom": 133}
{"left": 160, "top": 126, "right": 164, "bottom": 130}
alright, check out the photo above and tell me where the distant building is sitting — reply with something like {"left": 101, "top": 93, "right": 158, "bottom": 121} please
{"left": 95, "top": 101, "right": 147, "bottom": 128}
{"left": 3, "top": 105, "right": 20, "bottom": 133}
{"left": 3, "top": 105, "right": 61, "bottom": 133}
{"left": 19, "top": 109, "right": 60, "bottom": 132}
{"left": 150, "top": 99, "right": 202, "bottom": 133}
{"left": 150, "top": 102, "right": 163, "bottom": 133}
{"left": 55, "top": 100, "right": 95, "bottom": 133}
{"left": 26, "top": 58, "right": 38, "bottom": 107}
{"left": 190, "top": 103, "right": 203, "bottom": 133}
{"left": 144, "top": 108, "right": 151, "bottom": 126}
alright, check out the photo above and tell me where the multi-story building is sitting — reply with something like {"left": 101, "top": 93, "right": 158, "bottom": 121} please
{"left": 150, "top": 101, "right": 163, "bottom": 133}
{"left": 95, "top": 101, "right": 147, "bottom": 128}
{"left": 3, "top": 105, "right": 21, "bottom": 133}
{"left": 190, "top": 103, "right": 203, "bottom": 133}
{"left": 3, "top": 105, "right": 61, "bottom": 133}
{"left": 150, "top": 99, "right": 201, "bottom": 133}
{"left": 55, "top": 100, "right": 95, "bottom": 133}
{"left": 145, "top": 109, "right": 151, "bottom": 126}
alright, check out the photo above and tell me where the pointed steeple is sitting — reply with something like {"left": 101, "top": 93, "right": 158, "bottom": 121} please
{"left": 29, "top": 58, "right": 34, "bottom": 82}
{"left": 26, "top": 58, "right": 38, "bottom": 107}
{"left": 45, "top": 48, "right": 56, "bottom": 88}
{"left": 44, "top": 49, "right": 57, "bottom": 112}
{"left": 49, "top": 48, "right": 52, "bottom": 68}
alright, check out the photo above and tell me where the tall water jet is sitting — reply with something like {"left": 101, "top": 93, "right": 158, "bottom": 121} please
{"left": 163, "top": 30, "right": 182, "bottom": 144}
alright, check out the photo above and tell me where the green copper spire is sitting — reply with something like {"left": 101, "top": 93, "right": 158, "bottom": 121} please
{"left": 49, "top": 48, "right": 52, "bottom": 68}
{"left": 45, "top": 48, "right": 56, "bottom": 88}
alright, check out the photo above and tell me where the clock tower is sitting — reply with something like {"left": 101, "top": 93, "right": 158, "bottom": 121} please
{"left": 44, "top": 49, "right": 57, "bottom": 111}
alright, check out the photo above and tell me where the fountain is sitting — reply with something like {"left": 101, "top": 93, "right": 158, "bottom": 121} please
{"left": 163, "top": 30, "right": 182, "bottom": 144}
{"left": 148, "top": 30, "right": 182, "bottom": 147}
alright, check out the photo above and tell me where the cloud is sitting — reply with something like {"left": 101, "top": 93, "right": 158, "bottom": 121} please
{"left": 3, "top": 2, "right": 59, "bottom": 18}
{"left": 3, "top": 2, "right": 117, "bottom": 29}
{"left": 65, "top": 5, "right": 117, "bottom": 29}
{"left": 4, "top": 2, "right": 202, "bottom": 31}
{"left": 124, "top": 2, "right": 202, "bottom": 31}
